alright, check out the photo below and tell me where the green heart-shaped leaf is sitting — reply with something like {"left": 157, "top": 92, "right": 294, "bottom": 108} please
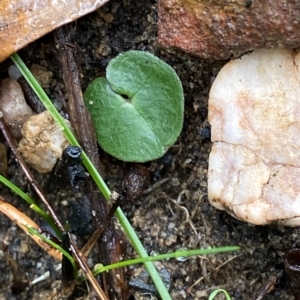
{"left": 84, "top": 50, "right": 184, "bottom": 162}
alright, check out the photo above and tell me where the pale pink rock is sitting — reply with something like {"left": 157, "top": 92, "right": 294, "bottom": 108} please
{"left": 208, "top": 48, "right": 300, "bottom": 226}
{"left": 0, "top": 78, "right": 33, "bottom": 139}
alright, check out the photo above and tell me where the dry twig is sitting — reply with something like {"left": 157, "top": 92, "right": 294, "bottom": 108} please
{"left": 54, "top": 25, "right": 129, "bottom": 299}
{"left": 0, "top": 196, "right": 62, "bottom": 260}
{"left": 0, "top": 115, "right": 108, "bottom": 300}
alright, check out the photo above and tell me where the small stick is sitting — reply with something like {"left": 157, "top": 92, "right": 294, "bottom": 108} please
{"left": 0, "top": 117, "right": 108, "bottom": 299}
{"left": 81, "top": 190, "right": 124, "bottom": 257}
{"left": 0, "top": 117, "right": 64, "bottom": 232}
{"left": 0, "top": 196, "right": 62, "bottom": 260}
{"left": 8, "top": 65, "right": 45, "bottom": 113}
{"left": 70, "top": 241, "right": 109, "bottom": 300}
{"left": 55, "top": 25, "right": 129, "bottom": 300}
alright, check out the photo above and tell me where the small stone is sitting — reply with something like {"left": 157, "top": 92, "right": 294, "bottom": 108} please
{"left": 171, "top": 177, "right": 180, "bottom": 186}
{"left": 165, "top": 234, "right": 177, "bottom": 246}
{"left": 30, "top": 64, "right": 53, "bottom": 88}
{"left": 208, "top": 48, "right": 300, "bottom": 226}
{"left": 99, "top": 12, "right": 114, "bottom": 23}
{"left": 167, "top": 222, "right": 176, "bottom": 230}
{"left": 18, "top": 111, "right": 71, "bottom": 173}
{"left": 0, "top": 78, "right": 33, "bottom": 139}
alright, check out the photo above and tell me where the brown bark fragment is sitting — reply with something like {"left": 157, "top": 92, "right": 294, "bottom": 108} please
{"left": 55, "top": 26, "right": 130, "bottom": 299}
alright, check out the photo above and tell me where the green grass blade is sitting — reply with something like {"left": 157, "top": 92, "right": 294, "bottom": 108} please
{"left": 10, "top": 53, "right": 110, "bottom": 200}
{"left": 11, "top": 52, "right": 172, "bottom": 299}
{"left": 209, "top": 289, "right": 232, "bottom": 300}
{"left": 27, "top": 227, "right": 77, "bottom": 274}
{"left": 0, "top": 174, "right": 36, "bottom": 205}
{"left": 93, "top": 246, "right": 239, "bottom": 274}
{"left": 0, "top": 174, "right": 60, "bottom": 235}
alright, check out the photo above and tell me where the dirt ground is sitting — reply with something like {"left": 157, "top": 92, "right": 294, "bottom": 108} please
{"left": 0, "top": 0, "right": 298, "bottom": 299}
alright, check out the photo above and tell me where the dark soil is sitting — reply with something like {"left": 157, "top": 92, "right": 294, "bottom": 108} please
{"left": 0, "top": 1, "right": 298, "bottom": 299}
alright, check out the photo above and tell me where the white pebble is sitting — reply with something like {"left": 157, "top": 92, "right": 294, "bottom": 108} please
{"left": 208, "top": 48, "right": 300, "bottom": 226}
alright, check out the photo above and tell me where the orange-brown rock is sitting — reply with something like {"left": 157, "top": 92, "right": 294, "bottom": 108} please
{"left": 158, "top": 0, "right": 300, "bottom": 59}
{"left": 0, "top": 0, "right": 110, "bottom": 62}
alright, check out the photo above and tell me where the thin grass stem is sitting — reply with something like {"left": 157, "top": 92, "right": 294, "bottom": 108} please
{"left": 11, "top": 52, "right": 172, "bottom": 300}
{"left": 0, "top": 174, "right": 59, "bottom": 232}
{"left": 93, "top": 246, "right": 240, "bottom": 275}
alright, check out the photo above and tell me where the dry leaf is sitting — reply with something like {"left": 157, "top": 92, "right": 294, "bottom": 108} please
{"left": 0, "top": 0, "right": 111, "bottom": 62}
